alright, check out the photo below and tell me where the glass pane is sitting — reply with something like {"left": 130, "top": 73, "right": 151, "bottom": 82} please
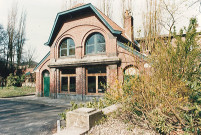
{"left": 43, "top": 71, "right": 49, "bottom": 77}
{"left": 86, "top": 35, "right": 94, "bottom": 45}
{"left": 86, "top": 45, "right": 94, "bottom": 54}
{"left": 69, "top": 48, "right": 75, "bottom": 55}
{"left": 98, "top": 76, "right": 107, "bottom": 93}
{"left": 124, "top": 67, "right": 139, "bottom": 75}
{"left": 61, "top": 69, "right": 76, "bottom": 74}
{"left": 60, "top": 40, "right": 67, "bottom": 49}
{"left": 61, "top": 77, "right": 68, "bottom": 91}
{"left": 68, "top": 39, "right": 75, "bottom": 48}
{"left": 88, "top": 67, "right": 106, "bottom": 74}
{"left": 96, "top": 43, "right": 105, "bottom": 53}
{"left": 70, "top": 77, "right": 76, "bottom": 92}
{"left": 61, "top": 49, "right": 67, "bottom": 56}
{"left": 88, "top": 76, "right": 96, "bottom": 93}
{"left": 97, "top": 34, "right": 105, "bottom": 43}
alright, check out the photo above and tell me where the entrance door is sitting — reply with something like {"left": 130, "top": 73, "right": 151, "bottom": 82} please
{"left": 43, "top": 71, "right": 50, "bottom": 97}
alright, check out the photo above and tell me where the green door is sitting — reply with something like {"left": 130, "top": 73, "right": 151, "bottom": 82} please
{"left": 43, "top": 71, "right": 50, "bottom": 97}
{"left": 44, "top": 76, "right": 50, "bottom": 97}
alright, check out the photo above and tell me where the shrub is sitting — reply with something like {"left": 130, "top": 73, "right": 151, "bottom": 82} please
{"left": 105, "top": 18, "right": 201, "bottom": 134}
{"left": 6, "top": 73, "right": 24, "bottom": 87}
{"left": 58, "top": 98, "right": 108, "bottom": 121}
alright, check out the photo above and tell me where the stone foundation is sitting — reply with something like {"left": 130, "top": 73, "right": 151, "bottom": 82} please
{"left": 53, "top": 93, "right": 103, "bottom": 101}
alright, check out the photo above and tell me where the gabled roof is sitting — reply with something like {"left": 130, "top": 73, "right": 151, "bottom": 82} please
{"left": 45, "top": 3, "right": 123, "bottom": 46}
{"left": 33, "top": 51, "right": 50, "bottom": 71}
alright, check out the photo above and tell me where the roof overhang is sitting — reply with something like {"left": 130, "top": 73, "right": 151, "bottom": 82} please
{"left": 33, "top": 51, "right": 50, "bottom": 72}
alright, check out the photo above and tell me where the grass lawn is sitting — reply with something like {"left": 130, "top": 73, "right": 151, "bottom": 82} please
{"left": 0, "top": 86, "right": 35, "bottom": 98}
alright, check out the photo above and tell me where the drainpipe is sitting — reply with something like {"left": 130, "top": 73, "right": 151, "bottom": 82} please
{"left": 82, "top": 67, "right": 83, "bottom": 101}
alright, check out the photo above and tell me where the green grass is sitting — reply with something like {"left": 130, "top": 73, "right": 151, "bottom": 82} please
{"left": 0, "top": 86, "right": 35, "bottom": 98}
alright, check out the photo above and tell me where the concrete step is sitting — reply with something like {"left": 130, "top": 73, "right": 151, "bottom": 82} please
{"left": 54, "top": 127, "right": 88, "bottom": 135}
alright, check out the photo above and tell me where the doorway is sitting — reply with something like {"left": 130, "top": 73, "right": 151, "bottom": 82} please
{"left": 43, "top": 70, "right": 50, "bottom": 97}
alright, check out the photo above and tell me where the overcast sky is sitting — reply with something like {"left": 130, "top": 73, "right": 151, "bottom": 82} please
{"left": 0, "top": 0, "right": 200, "bottom": 62}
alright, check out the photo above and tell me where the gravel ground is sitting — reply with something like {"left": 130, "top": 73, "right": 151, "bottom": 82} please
{"left": 86, "top": 117, "right": 157, "bottom": 135}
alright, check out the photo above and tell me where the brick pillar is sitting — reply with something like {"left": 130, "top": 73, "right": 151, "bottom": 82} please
{"left": 76, "top": 67, "right": 86, "bottom": 95}
{"left": 56, "top": 69, "right": 60, "bottom": 98}
{"left": 50, "top": 68, "right": 56, "bottom": 98}
{"left": 107, "top": 64, "right": 118, "bottom": 90}
{"left": 35, "top": 71, "right": 41, "bottom": 97}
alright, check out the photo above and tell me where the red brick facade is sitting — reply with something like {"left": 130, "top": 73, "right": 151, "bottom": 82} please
{"left": 34, "top": 4, "right": 146, "bottom": 100}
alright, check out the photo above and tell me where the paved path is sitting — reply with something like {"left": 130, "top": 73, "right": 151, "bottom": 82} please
{"left": 4, "top": 95, "right": 73, "bottom": 107}
{"left": 0, "top": 96, "right": 71, "bottom": 135}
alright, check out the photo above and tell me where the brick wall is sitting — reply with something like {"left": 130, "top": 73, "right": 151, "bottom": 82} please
{"left": 35, "top": 10, "right": 146, "bottom": 99}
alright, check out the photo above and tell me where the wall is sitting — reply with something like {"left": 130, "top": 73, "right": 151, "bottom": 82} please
{"left": 35, "top": 10, "right": 146, "bottom": 100}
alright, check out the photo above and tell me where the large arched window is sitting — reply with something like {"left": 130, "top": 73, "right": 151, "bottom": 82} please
{"left": 60, "top": 38, "right": 75, "bottom": 57}
{"left": 85, "top": 33, "right": 105, "bottom": 54}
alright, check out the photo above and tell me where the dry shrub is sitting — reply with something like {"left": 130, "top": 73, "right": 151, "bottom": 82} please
{"left": 105, "top": 18, "right": 201, "bottom": 134}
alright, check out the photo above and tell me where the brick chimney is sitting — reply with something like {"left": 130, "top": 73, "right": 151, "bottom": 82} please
{"left": 124, "top": 10, "right": 134, "bottom": 42}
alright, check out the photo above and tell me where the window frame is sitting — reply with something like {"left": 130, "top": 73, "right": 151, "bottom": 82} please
{"left": 85, "top": 33, "right": 106, "bottom": 55}
{"left": 60, "top": 69, "right": 76, "bottom": 94}
{"left": 59, "top": 38, "right": 75, "bottom": 57}
{"left": 86, "top": 67, "right": 107, "bottom": 95}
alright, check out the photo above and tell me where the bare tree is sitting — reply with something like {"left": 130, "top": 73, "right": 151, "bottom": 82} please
{"left": 7, "top": 4, "right": 17, "bottom": 69}
{"left": 0, "top": 25, "right": 8, "bottom": 61}
{"left": 141, "top": 0, "right": 162, "bottom": 52}
{"left": 16, "top": 11, "right": 26, "bottom": 69}
{"left": 23, "top": 46, "right": 36, "bottom": 68}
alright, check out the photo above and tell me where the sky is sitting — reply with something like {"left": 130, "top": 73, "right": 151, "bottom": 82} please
{"left": 0, "top": 0, "right": 200, "bottom": 62}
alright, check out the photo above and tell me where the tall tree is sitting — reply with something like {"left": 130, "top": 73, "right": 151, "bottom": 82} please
{"left": 16, "top": 11, "right": 26, "bottom": 70}
{"left": 7, "top": 4, "right": 17, "bottom": 69}
{"left": 0, "top": 25, "right": 7, "bottom": 61}
{"left": 142, "top": 0, "right": 162, "bottom": 52}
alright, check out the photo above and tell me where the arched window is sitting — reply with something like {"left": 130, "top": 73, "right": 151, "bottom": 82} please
{"left": 85, "top": 33, "right": 105, "bottom": 54}
{"left": 124, "top": 66, "right": 139, "bottom": 82}
{"left": 60, "top": 38, "right": 75, "bottom": 57}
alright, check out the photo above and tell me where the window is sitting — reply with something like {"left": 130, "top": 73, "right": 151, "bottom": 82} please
{"left": 85, "top": 33, "right": 105, "bottom": 54}
{"left": 124, "top": 66, "right": 139, "bottom": 82}
{"left": 60, "top": 68, "right": 76, "bottom": 93}
{"left": 86, "top": 66, "right": 107, "bottom": 94}
{"left": 60, "top": 38, "right": 75, "bottom": 57}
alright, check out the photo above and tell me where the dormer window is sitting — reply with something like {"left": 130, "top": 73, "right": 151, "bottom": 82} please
{"left": 60, "top": 38, "right": 75, "bottom": 57}
{"left": 85, "top": 33, "right": 105, "bottom": 54}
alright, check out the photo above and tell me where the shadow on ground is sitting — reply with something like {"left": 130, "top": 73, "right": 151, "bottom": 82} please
{"left": 0, "top": 99, "right": 66, "bottom": 135}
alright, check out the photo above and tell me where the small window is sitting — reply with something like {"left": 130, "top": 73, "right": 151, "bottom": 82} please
{"left": 88, "top": 67, "right": 106, "bottom": 74}
{"left": 61, "top": 68, "right": 76, "bottom": 74}
{"left": 124, "top": 66, "right": 139, "bottom": 82}
{"left": 60, "top": 38, "right": 75, "bottom": 57}
{"left": 85, "top": 33, "right": 105, "bottom": 54}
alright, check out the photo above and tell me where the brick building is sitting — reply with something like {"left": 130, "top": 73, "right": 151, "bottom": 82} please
{"left": 34, "top": 3, "right": 146, "bottom": 100}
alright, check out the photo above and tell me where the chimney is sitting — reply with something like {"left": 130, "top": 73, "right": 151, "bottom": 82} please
{"left": 124, "top": 10, "right": 134, "bottom": 42}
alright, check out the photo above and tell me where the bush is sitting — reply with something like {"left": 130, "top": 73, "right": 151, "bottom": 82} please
{"left": 6, "top": 73, "right": 24, "bottom": 87}
{"left": 58, "top": 98, "right": 108, "bottom": 121}
{"left": 105, "top": 18, "right": 201, "bottom": 134}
